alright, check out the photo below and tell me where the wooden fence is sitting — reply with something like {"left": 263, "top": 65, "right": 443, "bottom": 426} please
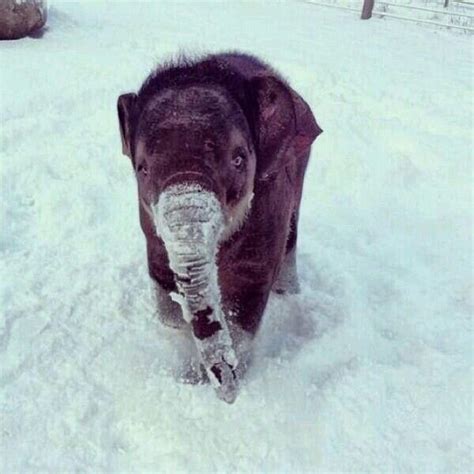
{"left": 302, "top": 0, "right": 474, "bottom": 32}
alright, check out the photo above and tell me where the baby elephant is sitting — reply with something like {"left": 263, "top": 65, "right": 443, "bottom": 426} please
{"left": 117, "top": 52, "right": 322, "bottom": 403}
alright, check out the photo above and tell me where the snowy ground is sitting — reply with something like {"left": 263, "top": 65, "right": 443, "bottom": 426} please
{"left": 1, "top": 1, "right": 472, "bottom": 472}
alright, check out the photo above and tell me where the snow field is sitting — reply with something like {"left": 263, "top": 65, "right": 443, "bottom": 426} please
{"left": 1, "top": 1, "right": 472, "bottom": 472}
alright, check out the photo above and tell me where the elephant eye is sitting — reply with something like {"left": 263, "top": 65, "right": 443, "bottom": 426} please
{"left": 137, "top": 162, "right": 148, "bottom": 176}
{"left": 204, "top": 139, "right": 216, "bottom": 152}
{"left": 231, "top": 149, "right": 246, "bottom": 169}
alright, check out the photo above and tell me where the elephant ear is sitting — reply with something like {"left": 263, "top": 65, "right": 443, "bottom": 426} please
{"left": 117, "top": 92, "right": 137, "bottom": 159}
{"left": 250, "top": 75, "right": 322, "bottom": 179}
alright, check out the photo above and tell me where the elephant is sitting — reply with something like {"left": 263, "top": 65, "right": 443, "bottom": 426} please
{"left": 117, "top": 52, "right": 322, "bottom": 403}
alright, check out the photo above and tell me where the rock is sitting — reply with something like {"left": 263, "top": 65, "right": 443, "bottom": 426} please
{"left": 0, "top": 0, "right": 47, "bottom": 40}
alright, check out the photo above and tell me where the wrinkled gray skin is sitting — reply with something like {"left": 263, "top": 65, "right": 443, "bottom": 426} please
{"left": 117, "top": 53, "right": 321, "bottom": 403}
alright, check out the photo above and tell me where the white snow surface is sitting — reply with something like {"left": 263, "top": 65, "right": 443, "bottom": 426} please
{"left": 1, "top": 1, "right": 472, "bottom": 472}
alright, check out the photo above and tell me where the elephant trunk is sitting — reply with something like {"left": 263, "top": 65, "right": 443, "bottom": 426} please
{"left": 153, "top": 182, "right": 238, "bottom": 403}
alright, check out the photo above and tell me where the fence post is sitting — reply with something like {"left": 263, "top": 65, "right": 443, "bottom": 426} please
{"left": 444, "top": 0, "right": 449, "bottom": 7}
{"left": 361, "top": 0, "right": 374, "bottom": 19}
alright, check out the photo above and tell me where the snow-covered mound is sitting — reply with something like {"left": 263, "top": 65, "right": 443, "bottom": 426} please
{"left": 1, "top": 2, "right": 472, "bottom": 472}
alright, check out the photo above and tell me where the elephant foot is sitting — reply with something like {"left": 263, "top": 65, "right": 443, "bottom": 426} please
{"left": 179, "top": 359, "right": 210, "bottom": 385}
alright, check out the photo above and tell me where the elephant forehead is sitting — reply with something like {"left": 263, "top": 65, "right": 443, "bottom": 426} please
{"left": 142, "top": 86, "right": 236, "bottom": 123}
{"left": 137, "top": 87, "right": 236, "bottom": 151}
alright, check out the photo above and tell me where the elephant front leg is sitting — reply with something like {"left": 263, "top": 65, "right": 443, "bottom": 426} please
{"left": 222, "top": 282, "right": 273, "bottom": 380}
{"left": 152, "top": 280, "right": 187, "bottom": 329}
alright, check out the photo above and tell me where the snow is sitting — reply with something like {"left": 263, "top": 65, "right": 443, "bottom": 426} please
{"left": 1, "top": 1, "right": 472, "bottom": 472}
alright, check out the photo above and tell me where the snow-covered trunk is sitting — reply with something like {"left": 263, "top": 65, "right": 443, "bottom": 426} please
{"left": 0, "top": 0, "right": 47, "bottom": 40}
{"left": 154, "top": 184, "right": 238, "bottom": 403}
